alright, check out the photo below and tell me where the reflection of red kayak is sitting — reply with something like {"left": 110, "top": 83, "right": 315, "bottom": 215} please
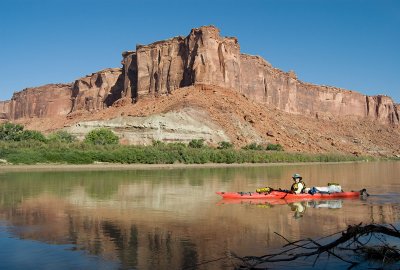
{"left": 216, "top": 190, "right": 366, "bottom": 200}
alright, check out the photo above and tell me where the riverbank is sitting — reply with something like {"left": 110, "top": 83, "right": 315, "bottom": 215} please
{"left": 0, "top": 160, "right": 379, "bottom": 172}
{"left": 0, "top": 139, "right": 370, "bottom": 166}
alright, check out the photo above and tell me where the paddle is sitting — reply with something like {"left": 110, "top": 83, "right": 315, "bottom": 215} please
{"left": 279, "top": 189, "right": 292, "bottom": 199}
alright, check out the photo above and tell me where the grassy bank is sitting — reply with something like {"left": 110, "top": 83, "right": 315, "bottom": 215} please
{"left": 0, "top": 123, "right": 375, "bottom": 165}
{"left": 0, "top": 140, "right": 370, "bottom": 165}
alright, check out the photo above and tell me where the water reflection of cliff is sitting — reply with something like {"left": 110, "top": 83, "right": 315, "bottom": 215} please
{"left": 0, "top": 163, "right": 399, "bottom": 269}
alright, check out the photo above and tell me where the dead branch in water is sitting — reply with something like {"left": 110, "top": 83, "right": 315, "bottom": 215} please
{"left": 234, "top": 223, "right": 400, "bottom": 270}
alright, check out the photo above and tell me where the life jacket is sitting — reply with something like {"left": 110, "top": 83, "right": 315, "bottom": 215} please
{"left": 291, "top": 180, "right": 306, "bottom": 194}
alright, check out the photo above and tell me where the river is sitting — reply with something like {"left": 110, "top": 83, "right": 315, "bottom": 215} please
{"left": 0, "top": 161, "right": 399, "bottom": 269}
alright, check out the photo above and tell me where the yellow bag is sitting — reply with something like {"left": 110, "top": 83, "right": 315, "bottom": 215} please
{"left": 256, "top": 187, "right": 272, "bottom": 193}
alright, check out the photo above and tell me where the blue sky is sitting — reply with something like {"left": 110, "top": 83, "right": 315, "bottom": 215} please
{"left": 1, "top": 0, "right": 399, "bottom": 103}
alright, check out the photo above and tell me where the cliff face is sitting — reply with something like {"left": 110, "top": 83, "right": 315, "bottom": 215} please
{"left": 183, "top": 26, "right": 241, "bottom": 90}
{"left": 366, "top": 96, "right": 400, "bottom": 124}
{"left": 135, "top": 37, "right": 185, "bottom": 97}
{"left": 122, "top": 25, "right": 399, "bottom": 125}
{"left": 1, "top": 25, "right": 399, "bottom": 126}
{"left": 121, "top": 51, "right": 137, "bottom": 100}
{"left": 238, "top": 55, "right": 399, "bottom": 123}
{"left": 71, "top": 68, "right": 123, "bottom": 112}
{"left": 0, "top": 101, "right": 10, "bottom": 121}
{"left": 130, "top": 26, "right": 241, "bottom": 97}
{"left": 7, "top": 84, "right": 73, "bottom": 120}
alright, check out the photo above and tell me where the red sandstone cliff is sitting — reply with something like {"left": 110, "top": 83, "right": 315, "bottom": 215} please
{"left": 1, "top": 26, "right": 399, "bottom": 127}
{"left": 121, "top": 26, "right": 399, "bottom": 125}
{"left": 6, "top": 84, "right": 72, "bottom": 120}
{"left": 71, "top": 68, "right": 124, "bottom": 112}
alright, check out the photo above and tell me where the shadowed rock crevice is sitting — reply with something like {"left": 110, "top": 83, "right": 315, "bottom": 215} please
{"left": 104, "top": 73, "right": 124, "bottom": 107}
{"left": 121, "top": 51, "right": 138, "bottom": 101}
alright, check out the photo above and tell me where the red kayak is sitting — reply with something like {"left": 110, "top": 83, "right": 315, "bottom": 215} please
{"left": 216, "top": 196, "right": 361, "bottom": 206}
{"left": 216, "top": 189, "right": 367, "bottom": 200}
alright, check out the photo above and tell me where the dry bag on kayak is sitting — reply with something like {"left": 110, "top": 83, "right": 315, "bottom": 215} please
{"left": 256, "top": 187, "right": 273, "bottom": 194}
{"left": 309, "top": 184, "right": 342, "bottom": 194}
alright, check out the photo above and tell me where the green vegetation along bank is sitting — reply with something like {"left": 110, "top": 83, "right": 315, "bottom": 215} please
{"left": 0, "top": 123, "right": 372, "bottom": 165}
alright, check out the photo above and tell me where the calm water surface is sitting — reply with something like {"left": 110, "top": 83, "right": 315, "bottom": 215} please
{"left": 0, "top": 161, "right": 399, "bottom": 269}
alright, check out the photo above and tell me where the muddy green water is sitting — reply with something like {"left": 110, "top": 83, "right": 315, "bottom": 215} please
{"left": 0, "top": 161, "right": 399, "bottom": 269}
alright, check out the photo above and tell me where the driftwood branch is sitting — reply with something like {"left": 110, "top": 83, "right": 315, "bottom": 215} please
{"left": 234, "top": 223, "right": 400, "bottom": 270}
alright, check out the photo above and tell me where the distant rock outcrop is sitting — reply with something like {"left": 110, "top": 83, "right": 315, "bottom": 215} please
{"left": 6, "top": 84, "right": 72, "bottom": 120}
{"left": 71, "top": 68, "right": 123, "bottom": 112}
{"left": 1, "top": 25, "right": 399, "bottom": 126}
{"left": 0, "top": 100, "right": 10, "bottom": 121}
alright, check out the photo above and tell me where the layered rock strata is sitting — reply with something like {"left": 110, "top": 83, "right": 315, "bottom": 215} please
{"left": 1, "top": 26, "right": 399, "bottom": 126}
{"left": 63, "top": 108, "right": 230, "bottom": 145}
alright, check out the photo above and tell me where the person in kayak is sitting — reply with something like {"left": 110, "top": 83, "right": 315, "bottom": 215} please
{"left": 291, "top": 173, "right": 306, "bottom": 194}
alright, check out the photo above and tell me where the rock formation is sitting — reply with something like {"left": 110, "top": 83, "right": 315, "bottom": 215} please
{"left": 121, "top": 51, "right": 137, "bottom": 100}
{"left": 1, "top": 25, "right": 399, "bottom": 126}
{"left": 71, "top": 68, "right": 123, "bottom": 112}
{"left": 6, "top": 84, "right": 72, "bottom": 120}
{"left": 0, "top": 100, "right": 10, "bottom": 121}
{"left": 63, "top": 108, "right": 230, "bottom": 145}
{"left": 127, "top": 26, "right": 241, "bottom": 97}
{"left": 121, "top": 26, "right": 399, "bottom": 125}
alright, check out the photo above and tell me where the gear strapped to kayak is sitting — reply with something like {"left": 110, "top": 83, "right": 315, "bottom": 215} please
{"left": 216, "top": 188, "right": 368, "bottom": 200}
{"left": 256, "top": 187, "right": 273, "bottom": 194}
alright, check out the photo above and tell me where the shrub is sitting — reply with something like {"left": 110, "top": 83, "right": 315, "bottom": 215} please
{"left": 0, "top": 135, "right": 370, "bottom": 165}
{"left": 188, "top": 139, "right": 205, "bottom": 148}
{"left": 20, "top": 130, "right": 47, "bottom": 142}
{"left": 0, "top": 122, "right": 24, "bottom": 141}
{"left": 84, "top": 128, "right": 119, "bottom": 145}
{"left": 242, "top": 143, "right": 264, "bottom": 150}
{"left": 0, "top": 123, "right": 47, "bottom": 142}
{"left": 152, "top": 140, "right": 166, "bottom": 147}
{"left": 167, "top": 142, "right": 187, "bottom": 150}
{"left": 217, "top": 141, "right": 233, "bottom": 149}
{"left": 48, "top": 130, "right": 76, "bottom": 143}
{"left": 266, "top": 143, "right": 283, "bottom": 151}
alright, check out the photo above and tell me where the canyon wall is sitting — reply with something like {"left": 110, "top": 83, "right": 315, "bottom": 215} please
{"left": 1, "top": 26, "right": 399, "bottom": 126}
{"left": 3, "top": 69, "right": 124, "bottom": 120}
{"left": 238, "top": 54, "right": 400, "bottom": 123}
{"left": 71, "top": 68, "right": 123, "bottom": 112}
{"left": 121, "top": 51, "right": 137, "bottom": 100}
{"left": 129, "top": 26, "right": 241, "bottom": 97}
{"left": 135, "top": 37, "right": 185, "bottom": 97}
{"left": 121, "top": 25, "right": 399, "bottom": 125}
{"left": 7, "top": 84, "right": 73, "bottom": 119}
{"left": 0, "top": 101, "right": 10, "bottom": 120}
